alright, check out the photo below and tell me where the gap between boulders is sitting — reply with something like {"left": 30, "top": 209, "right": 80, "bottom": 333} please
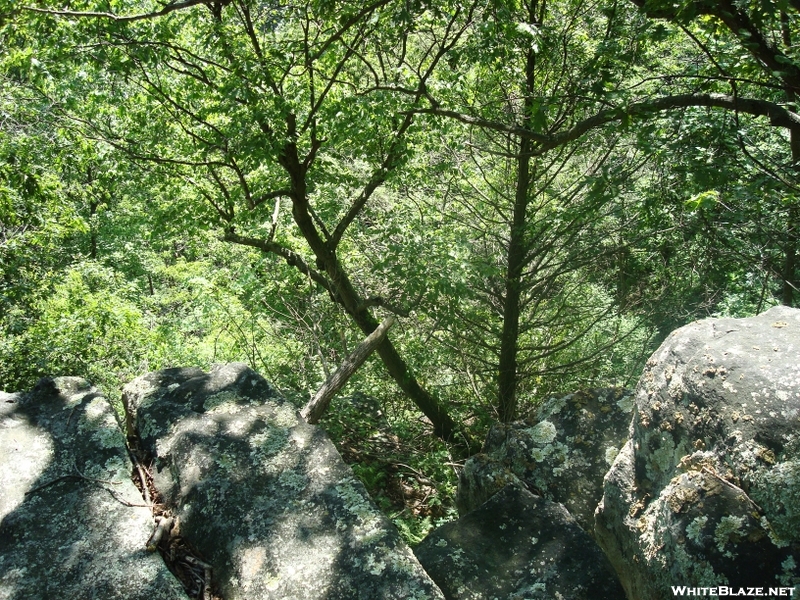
{"left": 127, "top": 432, "right": 221, "bottom": 600}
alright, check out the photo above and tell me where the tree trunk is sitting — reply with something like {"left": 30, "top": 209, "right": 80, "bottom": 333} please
{"left": 301, "top": 316, "right": 395, "bottom": 424}
{"left": 782, "top": 58, "right": 799, "bottom": 307}
{"left": 276, "top": 137, "right": 470, "bottom": 449}
{"left": 782, "top": 201, "right": 798, "bottom": 307}
{"left": 497, "top": 25, "right": 538, "bottom": 423}
{"left": 497, "top": 137, "right": 531, "bottom": 423}
{"left": 349, "top": 308, "right": 467, "bottom": 446}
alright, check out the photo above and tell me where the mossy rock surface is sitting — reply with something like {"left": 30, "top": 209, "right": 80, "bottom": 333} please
{"left": 416, "top": 483, "right": 624, "bottom": 600}
{"left": 0, "top": 378, "right": 187, "bottom": 600}
{"left": 596, "top": 306, "right": 800, "bottom": 600}
{"left": 126, "top": 362, "right": 443, "bottom": 600}
{"left": 457, "top": 387, "right": 633, "bottom": 535}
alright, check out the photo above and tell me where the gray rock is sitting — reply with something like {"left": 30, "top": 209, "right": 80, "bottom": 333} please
{"left": 0, "top": 378, "right": 188, "bottom": 600}
{"left": 415, "top": 483, "right": 624, "bottom": 600}
{"left": 457, "top": 387, "right": 633, "bottom": 534}
{"left": 456, "top": 453, "right": 520, "bottom": 516}
{"left": 125, "top": 362, "right": 444, "bottom": 600}
{"left": 596, "top": 306, "right": 800, "bottom": 599}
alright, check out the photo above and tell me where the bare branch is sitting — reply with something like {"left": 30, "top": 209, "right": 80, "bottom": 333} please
{"left": 301, "top": 316, "right": 396, "bottom": 424}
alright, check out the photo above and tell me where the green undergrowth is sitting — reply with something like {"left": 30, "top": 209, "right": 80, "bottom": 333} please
{"left": 318, "top": 391, "right": 462, "bottom": 546}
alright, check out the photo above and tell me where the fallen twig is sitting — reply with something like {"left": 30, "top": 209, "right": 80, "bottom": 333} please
{"left": 702, "top": 466, "right": 764, "bottom": 513}
{"left": 129, "top": 450, "right": 152, "bottom": 508}
{"left": 146, "top": 516, "right": 174, "bottom": 552}
{"left": 185, "top": 555, "right": 213, "bottom": 600}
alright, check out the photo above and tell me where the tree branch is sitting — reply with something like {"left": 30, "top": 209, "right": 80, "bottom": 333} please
{"left": 546, "top": 93, "right": 800, "bottom": 149}
{"left": 222, "top": 231, "right": 334, "bottom": 294}
{"left": 328, "top": 6, "right": 476, "bottom": 251}
{"left": 252, "top": 189, "right": 291, "bottom": 210}
{"left": 356, "top": 296, "right": 411, "bottom": 317}
{"left": 310, "top": 0, "right": 394, "bottom": 62}
{"left": 300, "top": 315, "right": 396, "bottom": 424}
{"left": 414, "top": 93, "right": 800, "bottom": 150}
{"left": 406, "top": 107, "right": 550, "bottom": 142}
{"left": 629, "top": 0, "right": 800, "bottom": 92}
{"left": 22, "top": 0, "right": 214, "bottom": 23}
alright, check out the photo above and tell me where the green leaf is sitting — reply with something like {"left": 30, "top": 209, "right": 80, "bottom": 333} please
{"left": 685, "top": 190, "right": 720, "bottom": 211}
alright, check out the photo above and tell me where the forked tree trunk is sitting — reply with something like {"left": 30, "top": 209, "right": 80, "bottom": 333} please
{"left": 274, "top": 140, "right": 473, "bottom": 451}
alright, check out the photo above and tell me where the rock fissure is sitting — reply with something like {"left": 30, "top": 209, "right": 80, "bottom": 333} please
{"left": 122, "top": 363, "right": 445, "bottom": 600}
{"left": 126, "top": 432, "right": 220, "bottom": 600}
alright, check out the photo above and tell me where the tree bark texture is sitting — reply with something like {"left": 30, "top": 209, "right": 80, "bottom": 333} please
{"left": 497, "top": 10, "right": 539, "bottom": 423}
{"left": 301, "top": 316, "right": 396, "bottom": 424}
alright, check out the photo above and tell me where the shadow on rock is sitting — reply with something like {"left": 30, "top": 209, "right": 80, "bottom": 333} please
{"left": 415, "top": 482, "right": 624, "bottom": 599}
{"left": 0, "top": 378, "right": 187, "bottom": 600}
{"left": 124, "top": 362, "right": 443, "bottom": 600}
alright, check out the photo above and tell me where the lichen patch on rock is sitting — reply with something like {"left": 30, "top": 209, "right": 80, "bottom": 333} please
{"left": 126, "top": 363, "right": 444, "bottom": 600}
{"left": 0, "top": 378, "right": 188, "bottom": 600}
{"left": 596, "top": 306, "right": 800, "bottom": 600}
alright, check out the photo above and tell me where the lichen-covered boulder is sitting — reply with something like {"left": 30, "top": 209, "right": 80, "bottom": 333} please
{"left": 124, "top": 363, "right": 444, "bottom": 600}
{"left": 457, "top": 388, "right": 633, "bottom": 534}
{"left": 456, "top": 453, "right": 520, "bottom": 516}
{"left": 415, "top": 483, "right": 624, "bottom": 600}
{"left": 595, "top": 306, "right": 800, "bottom": 599}
{"left": 0, "top": 378, "right": 188, "bottom": 600}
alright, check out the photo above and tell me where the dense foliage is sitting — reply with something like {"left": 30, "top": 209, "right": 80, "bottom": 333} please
{"left": 2, "top": 0, "right": 798, "bottom": 540}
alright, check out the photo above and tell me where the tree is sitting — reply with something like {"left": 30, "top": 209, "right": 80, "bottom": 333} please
{"left": 7, "top": 0, "right": 800, "bottom": 437}
{"left": 413, "top": 0, "right": 656, "bottom": 421}
{"left": 4, "top": 0, "right": 486, "bottom": 447}
{"left": 628, "top": 0, "right": 800, "bottom": 305}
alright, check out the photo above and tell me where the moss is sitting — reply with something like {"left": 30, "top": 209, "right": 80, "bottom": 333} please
{"left": 215, "top": 451, "right": 238, "bottom": 472}
{"left": 272, "top": 404, "right": 298, "bottom": 428}
{"left": 540, "top": 394, "right": 569, "bottom": 416}
{"left": 364, "top": 554, "right": 387, "bottom": 576}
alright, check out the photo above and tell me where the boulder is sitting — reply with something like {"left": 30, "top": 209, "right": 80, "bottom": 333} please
{"left": 415, "top": 483, "right": 624, "bottom": 600}
{"left": 0, "top": 378, "right": 188, "bottom": 600}
{"left": 596, "top": 306, "right": 800, "bottom": 599}
{"left": 124, "top": 362, "right": 444, "bottom": 600}
{"left": 457, "top": 387, "right": 633, "bottom": 534}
